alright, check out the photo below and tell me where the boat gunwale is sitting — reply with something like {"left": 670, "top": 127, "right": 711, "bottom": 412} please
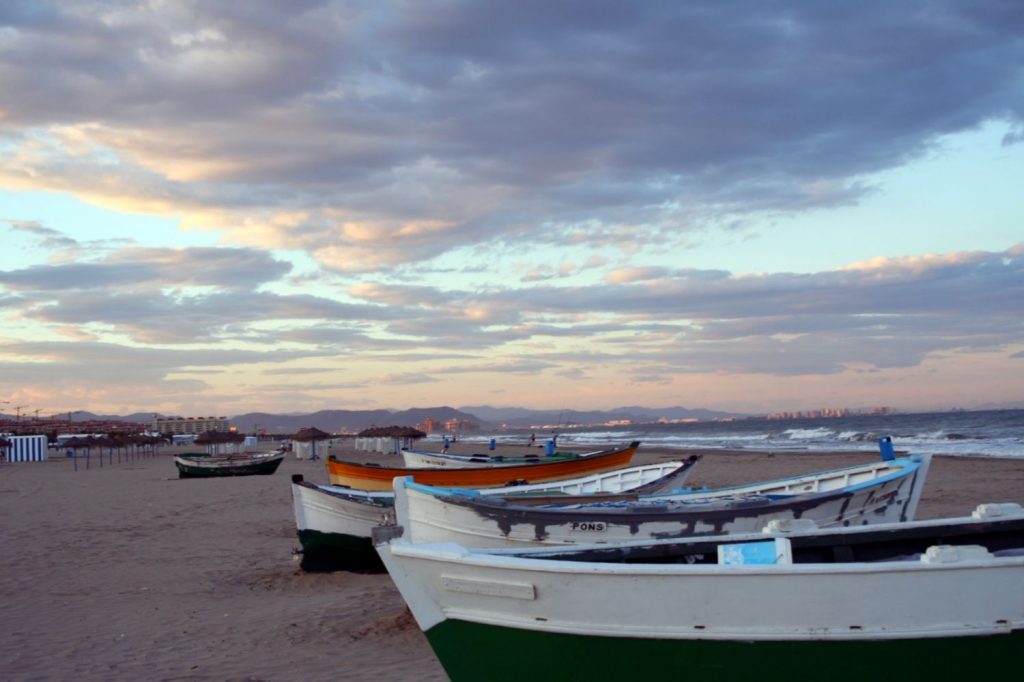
{"left": 383, "top": 533, "right": 1024, "bottom": 577}
{"left": 406, "top": 455, "right": 922, "bottom": 516}
{"left": 385, "top": 505, "right": 1024, "bottom": 562}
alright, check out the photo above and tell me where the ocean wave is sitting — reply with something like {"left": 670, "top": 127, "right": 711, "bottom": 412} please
{"left": 485, "top": 410, "right": 1024, "bottom": 458}
{"left": 780, "top": 427, "right": 835, "bottom": 440}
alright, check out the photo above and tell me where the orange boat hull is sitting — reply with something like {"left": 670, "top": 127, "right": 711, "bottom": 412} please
{"left": 326, "top": 442, "right": 640, "bottom": 491}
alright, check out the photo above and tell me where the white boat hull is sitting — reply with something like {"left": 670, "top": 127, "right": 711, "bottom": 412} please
{"left": 373, "top": 506, "right": 1024, "bottom": 680}
{"left": 380, "top": 534, "right": 1024, "bottom": 639}
{"left": 396, "top": 456, "right": 931, "bottom": 547}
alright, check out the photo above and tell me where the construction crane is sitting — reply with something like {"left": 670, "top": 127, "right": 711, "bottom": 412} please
{"left": 14, "top": 405, "right": 28, "bottom": 422}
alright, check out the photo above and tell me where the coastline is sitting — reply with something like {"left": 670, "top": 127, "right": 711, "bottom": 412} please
{"left": 2, "top": 443, "right": 1022, "bottom": 680}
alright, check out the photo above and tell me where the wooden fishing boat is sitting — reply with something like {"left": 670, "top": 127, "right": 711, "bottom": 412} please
{"left": 326, "top": 441, "right": 641, "bottom": 491}
{"left": 373, "top": 503, "right": 1024, "bottom": 682}
{"left": 173, "top": 450, "right": 287, "bottom": 478}
{"left": 394, "top": 453, "right": 931, "bottom": 547}
{"left": 401, "top": 447, "right": 582, "bottom": 469}
{"left": 291, "top": 457, "right": 700, "bottom": 571}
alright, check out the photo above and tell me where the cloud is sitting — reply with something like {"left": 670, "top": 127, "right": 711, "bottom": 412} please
{"left": 362, "top": 243, "right": 1024, "bottom": 375}
{"left": 0, "top": 241, "right": 406, "bottom": 343}
{"left": 4, "top": 235, "right": 1021, "bottom": 369}
{"left": 0, "top": 245, "right": 291, "bottom": 291}
{"left": 1, "top": 1, "right": 1021, "bottom": 270}
{"left": 2, "top": 3, "right": 1023, "bottom": 413}
{"left": 4, "top": 220, "right": 79, "bottom": 250}
{"left": 0, "top": 339, "right": 314, "bottom": 384}
{"left": 1, "top": 240, "right": 1021, "bottom": 412}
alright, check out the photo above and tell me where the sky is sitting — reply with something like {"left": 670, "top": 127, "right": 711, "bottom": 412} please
{"left": 1, "top": 0, "right": 1023, "bottom": 418}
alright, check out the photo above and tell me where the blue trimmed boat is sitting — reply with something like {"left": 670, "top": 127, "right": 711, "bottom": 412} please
{"left": 394, "top": 451, "right": 931, "bottom": 547}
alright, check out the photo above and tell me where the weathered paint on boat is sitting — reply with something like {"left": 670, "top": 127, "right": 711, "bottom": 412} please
{"left": 395, "top": 455, "right": 930, "bottom": 547}
{"left": 326, "top": 441, "right": 641, "bottom": 491}
{"left": 422, "top": 619, "right": 1024, "bottom": 682}
{"left": 174, "top": 450, "right": 286, "bottom": 478}
{"left": 291, "top": 458, "right": 699, "bottom": 571}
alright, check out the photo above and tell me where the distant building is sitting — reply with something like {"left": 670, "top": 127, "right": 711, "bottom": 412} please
{"left": 443, "top": 418, "right": 480, "bottom": 434}
{"left": 154, "top": 416, "right": 229, "bottom": 435}
{"left": 764, "top": 406, "right": 892, "bottom": 420}
{"left": 418, "top": 417, "right": 440, "bottom": 434}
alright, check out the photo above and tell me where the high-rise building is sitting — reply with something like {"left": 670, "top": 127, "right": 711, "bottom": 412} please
{"left": 153, "top": 416, "right": 229, "bottom": 435}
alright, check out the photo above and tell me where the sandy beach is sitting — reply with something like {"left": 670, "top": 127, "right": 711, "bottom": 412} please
{"left": 3, "top": 441, "right": 1023, "bottom": 681}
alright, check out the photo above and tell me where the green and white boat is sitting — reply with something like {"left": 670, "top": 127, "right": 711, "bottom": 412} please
{"left": 373, "top": 503, "right": 1024, "bottom": 681}
{"left": 174, "top": 450, "right": 287, "bottom": 478}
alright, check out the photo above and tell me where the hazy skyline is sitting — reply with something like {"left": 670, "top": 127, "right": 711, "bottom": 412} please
{"left": 2, "top": 1, "right": 1022, "bottom": 417}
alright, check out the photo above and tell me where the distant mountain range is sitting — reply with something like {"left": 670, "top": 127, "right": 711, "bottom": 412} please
{"left": 2, "top": 405, "right": 744, "bottom": 434}
{"left": 228, "top": 407, "right": 481, "bottom": 434}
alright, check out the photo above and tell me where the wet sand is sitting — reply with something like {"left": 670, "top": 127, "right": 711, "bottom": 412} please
{"left": 2, "top": 441, "right": 1023, "bottom": 681}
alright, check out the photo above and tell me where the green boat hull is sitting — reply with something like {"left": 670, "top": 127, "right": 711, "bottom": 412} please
{"left": 296, "top": 529, "right": 383, "bottom": 573}
{"left": 425, "top": 619, "right": 1023, "bottom": 681}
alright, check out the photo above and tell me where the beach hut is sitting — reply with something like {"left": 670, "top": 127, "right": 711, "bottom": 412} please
{"left": 3, "top": 434, "right": 48, "bottom": 462}
{"left": 290, "top": 427, "right": 332, "bottom": 460}
{"left": 355, "top": 425, "right": 427, "bottom": 455}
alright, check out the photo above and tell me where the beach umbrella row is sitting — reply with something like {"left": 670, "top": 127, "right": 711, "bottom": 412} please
{"left": 63, "top": 434, "right": 167, "bottom": 470}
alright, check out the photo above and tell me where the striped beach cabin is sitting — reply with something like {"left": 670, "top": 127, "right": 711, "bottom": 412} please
{"left": 3, "top": 435, "right": 49, "bottom": 462}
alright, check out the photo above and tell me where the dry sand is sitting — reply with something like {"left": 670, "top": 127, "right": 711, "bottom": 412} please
{"left": 2, "top": 441, "right": 1023, "bottom": 681}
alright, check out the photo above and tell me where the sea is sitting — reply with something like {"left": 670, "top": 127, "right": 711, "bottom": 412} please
{"left": 477, "top": 409, "right": 1024, "bottom": 459}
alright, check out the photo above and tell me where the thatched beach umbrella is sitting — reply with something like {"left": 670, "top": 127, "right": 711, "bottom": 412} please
{"left": 62, "top": 436, "right": 91, "bottom": 457}
{"left": 89, "top": 435, "right": 116, "bottom": 465}
{"left": 290, "top": 427, "right": 332, "bottom": 460}
{"left": 132, "top": 434, "right": 163, "bottom": 457}
{"left": 105, "top": 432, "right": 129, "bottom": 463}
{"left": 356, "top": 425, "right": 427, "bottom": 454}
{"left": 194, "top": 430, "right": 245, "bottom": 455}
{"left": 61, "top": 436, "right": 95, "bottom": 470}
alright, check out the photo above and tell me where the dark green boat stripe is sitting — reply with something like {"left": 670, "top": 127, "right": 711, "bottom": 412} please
{"left": 424, "top": 618, "right": 1023, "bottom": 682}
